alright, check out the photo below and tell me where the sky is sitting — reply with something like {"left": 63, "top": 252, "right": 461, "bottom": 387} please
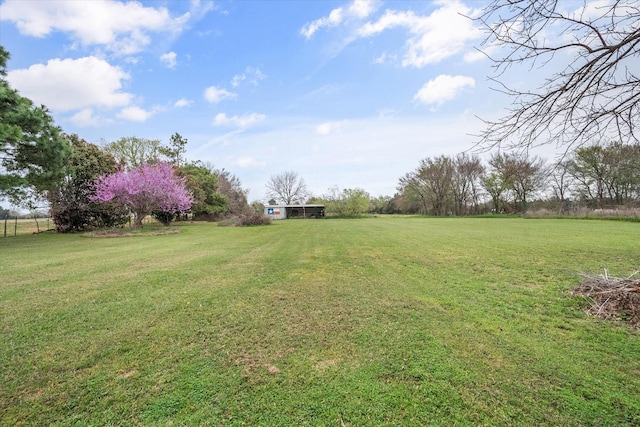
{"left": 1, "top": 0, "right": 566, "bottom": 203}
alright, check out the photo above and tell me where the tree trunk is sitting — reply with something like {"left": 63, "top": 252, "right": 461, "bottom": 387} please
{"left": 133, "top": 212, "right": 145, "bottom": 228}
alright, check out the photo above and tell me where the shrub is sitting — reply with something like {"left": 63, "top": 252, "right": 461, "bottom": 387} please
{"left": 152, "top": 210, "right": 176, "bottom": 226}
{"left": 219, "top": 211, "right": 272, "bottom": 227}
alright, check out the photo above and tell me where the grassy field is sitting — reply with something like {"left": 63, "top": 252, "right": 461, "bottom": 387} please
{"left": 1, "top": 217, "right": 639, "bottom": 426}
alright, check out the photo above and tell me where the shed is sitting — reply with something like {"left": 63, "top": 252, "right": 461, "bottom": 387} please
{"left": 264, "top": 204, "right": 325, "bottom": 220}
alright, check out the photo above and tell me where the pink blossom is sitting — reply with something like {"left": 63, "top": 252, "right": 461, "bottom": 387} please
{"left": 92, "top": 163, "right": 193, "bottom": 227}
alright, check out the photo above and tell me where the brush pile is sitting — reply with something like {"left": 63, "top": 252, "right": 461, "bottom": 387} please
{"left": 573, "top": 270, "right": 640, "bottom": 327}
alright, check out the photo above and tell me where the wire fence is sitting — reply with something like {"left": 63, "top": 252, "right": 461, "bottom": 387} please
{"left": 1, "top": 215, "right": 169, "bottom": 237}
{"left": 1, "top": 217, "right": 53, "bottom": 237}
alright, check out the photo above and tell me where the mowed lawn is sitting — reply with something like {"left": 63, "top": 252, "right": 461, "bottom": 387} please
{"left": 1, "top": 217, "right": 639, "bottom": 426}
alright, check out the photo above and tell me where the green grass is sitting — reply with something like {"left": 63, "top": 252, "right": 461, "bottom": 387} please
{"left": 1, "top": 217, "right": 639, "bottom": 426}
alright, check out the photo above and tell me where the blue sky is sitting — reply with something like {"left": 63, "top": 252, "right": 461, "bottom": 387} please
{"left": 1, "top": 0, "right": 555, "bottom": 202}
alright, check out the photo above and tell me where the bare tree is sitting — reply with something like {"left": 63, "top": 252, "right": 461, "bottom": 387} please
{"left": 398, "top": 156, "right": 454, "bottom": 216}
{"left": 419, "top": 156, "right": 455, "bottom": 216}
{"left": 476, "top": 0, "right": 640, "bottom": 152}
{"left": 504, "top": 154, "right": 549, "bottom": 213}
{"left": 451, "top": 153, "right": 485, "bottom": 215}
{"left": 103, "top": 136, "right": 163, "bottom": 169}
{"left": 214, "top": 168, "right": 249, "bottom": 215}
{"left": 481, "top": 153, "right": 548, "bottom": 213}
{"left": 265, "top": 171, "right": 309, "bottom": 204}
{"left": 549, "top": 160, "right": 574, "bottom": 214}
{"left": 398, "top": 171, "right": 430, "bottom": 214}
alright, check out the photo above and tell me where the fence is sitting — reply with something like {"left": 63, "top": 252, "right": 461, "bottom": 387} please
{"left": 1, "top": 215, "right": 171, "bottom": 237}
{"left": 2, "top": 217, "right": 52, "bottom": 237}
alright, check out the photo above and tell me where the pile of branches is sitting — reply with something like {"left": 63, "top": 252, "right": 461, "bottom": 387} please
{"left": 573, "top": 270, "right": 640, "bottom": 327}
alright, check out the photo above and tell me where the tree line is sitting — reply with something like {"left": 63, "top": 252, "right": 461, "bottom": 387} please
{"left": 266, "top": 139, "right": 640, "bottom": 218}
{"left": 49, "top": 133, "right": 260, "bottom": 231}
{"left": 1, "top": 43, "right": 272, "bottom": 231}
{"left": 4, "top": 0, "right": 640, "bottom": 227}
{"left": 394, "top": 142, "right": 640, "bottom": 216}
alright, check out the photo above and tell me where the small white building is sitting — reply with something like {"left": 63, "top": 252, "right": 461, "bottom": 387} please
{"left": 264, "top": 204, "right": 325, "bottom": 220}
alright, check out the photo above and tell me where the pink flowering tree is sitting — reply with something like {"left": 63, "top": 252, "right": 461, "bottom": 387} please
{"left": 92, "top": 162, "right": 193, "bottom": 228}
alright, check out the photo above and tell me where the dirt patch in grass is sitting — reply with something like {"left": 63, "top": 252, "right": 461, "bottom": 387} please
{"left": 235, "top": 352, "right": 282, "bottom": 375}
{"left": 573, "top": 271, "right": 640, "bottom": 327}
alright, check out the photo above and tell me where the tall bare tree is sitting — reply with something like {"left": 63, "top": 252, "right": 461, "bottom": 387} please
{"left": 483, "top": 153, "right": 548, "bottom": 213}
{"left": 398, "top": 171, "right": 430, "bottom": 214}
{"left": 265, "top": 171, "right": 309, "bottom": 204}
{"left": 451, "top": 153, "right": 485, "bottom": 215}
{"left": 504, "top": 154, "right": 548, "bottom": 213}
{"left": 398, "top": 156, "right": 454, "bottom": 216}
{"left": 549, "top": 160, "right": 573, "bottom": 214}
{"left": 419, "top": 156, "right": 455, "bottom": 216}
{"left": 103, "top": 136, "right": 163, "bottom": 169}
{"left": 476, "top": 0, "right": 640, "bottom": 151}
{"left": 214, "top": 168, "right": 249, "bottom": 215}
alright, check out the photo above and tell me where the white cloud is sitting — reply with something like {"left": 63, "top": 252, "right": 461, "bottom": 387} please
{"left": 316, "top": 121, "right": 344, "bottom": 135}
{"left": 347, "top": 0, "right": 380, "bottom": 19}
{"left": 7, "top": 56, "right": 132, "bottom": 112}
{"left": 0, "top": 0, "right": 191, "bottom": 55}
{"left": 231, "top": 67, "right": 267, "bottom": 88}
{"left": 300, "top": 0, "right": 380, "bottom": 38}
{"left": 213, "top": 112, "right": 266, "bottom": 128}
{"left": 234, "top": 157, "right": 266, "bottom": 168}
{"left": 377, "top": 108, "right": 397, "bottom": 118}
{"left": 124, "top": 56, "right": 141, "bottom": 65}
{"left": 301, "top": 8, "right": 343, "bottom": 38}
{"left": 188, "top": 0, "right": 218, "bottom": 20}
{"left": 160, "top": 51, "right": 177, "bottom": 68}
{"left": 204, "top": 86, "right": 236, "bottom": 103}
{"left": 117, "top": 106, "right": 154, "bottom": 122}
{"left": 414, "top": 74, "right": 475, "bottom": 106}
{"left": 174, "top": 98, "right": 192, "bottom": 108}
{"left": 356, "top": 1, "right": 482, "bottom": 67}
{"left": 570, "top": 0, "right": 615, "bottom": 22}
{"left": 374, "top": 51, "right": 397, "bottom": 64}
{"left": 69, "top": 108, "right": 101, "bottom": 127}
{"left": 302, "top": 0, "right": 482, "bottom": 67}
{"left": 230, "top": 75, "right": 243, "bottom": 88}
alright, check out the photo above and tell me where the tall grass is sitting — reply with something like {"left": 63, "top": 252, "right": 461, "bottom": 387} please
{"left": 1, "top": 217, "right": 639, "bottom": 426}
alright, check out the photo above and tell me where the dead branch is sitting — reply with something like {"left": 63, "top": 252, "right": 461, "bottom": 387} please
{"left": 573, "top": 270, "right": 640, "bottom": 327}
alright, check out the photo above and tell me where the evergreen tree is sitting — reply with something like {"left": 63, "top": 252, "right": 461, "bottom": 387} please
{"left": 0, "top": 46, "right": 71, "bottom": 201}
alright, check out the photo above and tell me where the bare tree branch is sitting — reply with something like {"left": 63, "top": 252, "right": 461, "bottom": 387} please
{"left": 265, "top": 171, "right": 309, "bottom": 205}
{"left": 475, "top": 0, "right": 640, "bottom": 152}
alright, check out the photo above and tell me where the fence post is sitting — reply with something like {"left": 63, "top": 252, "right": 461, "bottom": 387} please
{"left": 14, "top": 216, "right": 17, "bottom": 236}
{"left": 3, "top": 218, "right": 6, "bottom": 237}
